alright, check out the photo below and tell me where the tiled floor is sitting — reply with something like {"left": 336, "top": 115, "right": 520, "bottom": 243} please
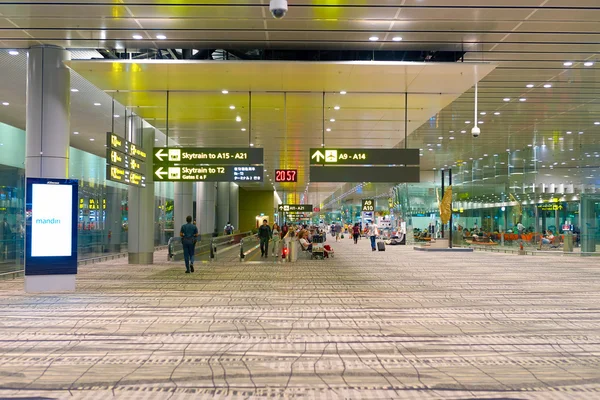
{"left": 1, "top": 238, "right": 600, "bottom": 399}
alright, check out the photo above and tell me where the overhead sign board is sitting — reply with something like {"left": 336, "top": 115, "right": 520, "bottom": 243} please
{"left": 106, "top": 164, "right": 146, "bottom": 187}
{"left": 154, "top": 147, "right": 263, "bottom": 165}
{"left": 362, "top": 199, "right": 375, "bottom": 212}
{"left": 107, "top": 132, "right": 147, "bottom": 161}
{"left": 537, "top": 203, "right": 566, "bottom": 211}
{"left": 153, "top": 165, "right": 263, "bottom": 182}
{"left": 106, "top": 133, "right": 147, "bottom": 187}
{"left": 310, "top": 166, "right": 420, "bottom": 183}
{"left": 278, "top": 204, "right": 313, "bottom": 213}
{"left": 106, "top": 148, "right": 145, "bottom": 173}
{"left": 310, "top": 148, "right": 419, "bottom": 166}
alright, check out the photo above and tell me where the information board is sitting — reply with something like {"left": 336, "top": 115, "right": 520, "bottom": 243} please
{"left": 154, "top": 147, "right": 263, "bottom": 165}
{"left": 107, "top": 165, "right": 146, "bottom": 187}
{"left": 106, "top": 133, "right": 147, "bottom": 187}
{"left": 362, "top": 199, "right": 375, "bottom": 212}
{"left": 25, "top": 178, "right": 78, "bottom": 276}
{"left": 153, "top": 165, "right": 263, "bottom": 182}
{"left": 310, "top": 148, "right": 419, "bottom": 166}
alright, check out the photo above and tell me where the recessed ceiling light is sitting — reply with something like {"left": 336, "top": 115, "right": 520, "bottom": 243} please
{"left": 222, "top": 90, "right": 229, "bottom": 94}
{"left": 563, "top": 61, "right": 573, "bottom": 66}
{"left": 1, "top": 102, "right": 8, "bottom": 106}
{"left": 595, "top": 122, "right": 600, "bottom": 125}
{"left": 229, "top": 105, "right": 235, "bottom": 110}
{"left": 334, "top": 106, "right": 340, "bottom": 110}
{"left": 250, "top": 143, "right": 254, "bottom": 147}
{"left": 8, "top": 50, "right": 19, "bottom": 56}
{"left": 579, "top": 131, "right": 584, "bottom": 134}
{"left": 526, "top": 84, "right": 534, "bottom": 88}
{"left": 528, "top": 144, "right": 532, "bottom": 147}
{"left": 461, "top": 130, "right": 466, "bottom": 133}
{"left": 326, "top": 128, "right": 331, "bottom": 132}
{"left": 241, "top": 128, "right": 246, "bottom": 131}
{"left": 93, "top": 102, "right": 101, "bottom": 106}
{"left": 73, "top": 131, "right": 79, "bottom": 135}
{"left": 543, "top": 84, "right": 552, "bottom": 88}
{"left": 113, "top": 114, "right": 120, "bottom": 118}
{"left": 236, "top": 116, "right": 242, "bottom": 122}
{"left": 566, "top": 131, "right": 572, "bottom": 134}
{"left": 340, "top": 91, "right": 347, "bottom": 95}
{"left": 70, "top": 88, "right": 79, "bottom": 92}
{"left": 437, "top": 143, "right": 441, "bottom": 147}
{"left": 330, "top": 118, "right": 335, "bottom": 122}
{"left": 584, "top": 61, "right": 594, "bottom": 67}
{"left": 449, "top": 136, "right": 455, "bottom": 140}
{"left": 89, "top": 138, "right": 95, "bottom": 141}
{"left": 478, "top": 121, "right": 484, "bottom": 124}
{"left": 369, "top": 36, "right": 379, "bottom": 41}
{"left": 480, "top": 112, "right": 486, "bottom": 115}
{"left": 156, "top": 34, "right": 167, "bottom": 40}
{"left": 519, "top": 98, "right": 527, "bottom": 102}
{"left": 438, "top": 136, "right": 443, "bottom": 140}
{"left": 392, "top": 36, "right": 403, "bottom": 42}
{"left": 132, "top": 34, "right": 143, "bottom": 40}
{"left": 494, "top": 112, "right": 500, "bottom": 115}
{"left": 465, "top": 120, "right": 471, "bottom": 124}
{"left": 503, "top": 98, "right": 510, "bottom": 102}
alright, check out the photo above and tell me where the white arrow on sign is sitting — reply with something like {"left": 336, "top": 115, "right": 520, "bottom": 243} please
{"left": 312, "top": 150, "right": 325, "bottom": 162}
{"left": 155, "top": 148, "right": 168, "bottom": 162}
{"left": 155, "top": 167, "right": 168, "bottom": 179}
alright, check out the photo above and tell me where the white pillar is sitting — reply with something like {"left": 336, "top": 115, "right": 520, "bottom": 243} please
{"left": 24, "top": 45, "right": 73, "bottom": 293}
{"left": 174, "top": 182, "right": 193, "bottom": 233}
{"left": 127, "top": 115, "right": 155, "bottom": 264}
{"left": 229, "top": 183, "right": 239, "bottom": 232}
{"left": 217, "top": 182, "right": 230, "bottom": 233}
{"left": 196, "top": 182, "right": 217, "bottom": 238}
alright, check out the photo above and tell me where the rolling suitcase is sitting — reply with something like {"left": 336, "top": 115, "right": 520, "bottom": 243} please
{"left": 377, "top": 241, "right": 386, "bottom": 251}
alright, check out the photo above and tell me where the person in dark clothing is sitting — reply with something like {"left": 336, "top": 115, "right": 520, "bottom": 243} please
{"left": 180, "top": 215, "right": 198, "bottom": 273}
{"left": 352, "top": 223, "right": 360, "bottom": 244}
{"left": 257, "top": 219, "right": 272, "bottom": 258}
{"left": 281, "top": 223, "right": 289, "bottom": 239}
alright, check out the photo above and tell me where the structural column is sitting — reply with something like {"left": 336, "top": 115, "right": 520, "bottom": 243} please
{"left": 229, "top": 183, "right": 239, "bottom": 232}
{"left": 196, "top": 182, "right": 217, "bottom": 238}
{"left": 174, "top": 182, "right": 193, "bottom": 233}
{"left": 25, "top": 45, "right": 72, "bottom": 292}
{"left": 127, "top": 115, "right": 155, "bottom": 264}
{"left": 104, "top": 186, "right": 123, "bottom": 253}
{"left": 217, "top": 182, "right": 230, "bottom": 233}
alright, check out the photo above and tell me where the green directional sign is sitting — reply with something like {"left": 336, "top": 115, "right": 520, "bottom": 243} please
{"left": 154, "top": 147, "right": 263, "bottom": 165}
{"left": 153, "top": 165, "right": 263, "bottom": 182}
{"left": 310, "top": 148, "right": 419, "bottom": 165}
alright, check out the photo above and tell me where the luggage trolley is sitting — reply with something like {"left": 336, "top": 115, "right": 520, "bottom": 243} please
{"left": 311, "top": 233, "right": 326, "bottom": 260}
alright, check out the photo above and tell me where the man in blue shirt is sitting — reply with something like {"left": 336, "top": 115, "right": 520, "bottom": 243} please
{"left": 180, "top": 215, "right": 198, "bottom": 273}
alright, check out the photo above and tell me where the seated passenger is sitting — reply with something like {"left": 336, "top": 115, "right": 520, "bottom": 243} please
{"left": 298, "top": 230, "right": 312, "bottom": 251}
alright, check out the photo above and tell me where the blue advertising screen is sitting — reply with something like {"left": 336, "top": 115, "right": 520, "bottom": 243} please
{"left": 25, "top": 178, "right": 78, "bottom": 276}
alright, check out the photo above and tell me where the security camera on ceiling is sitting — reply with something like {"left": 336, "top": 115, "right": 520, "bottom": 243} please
{"left": 270, "top": 0, "right": 288, "bottom": 19}
{"left": 472, "top": 126, "right": 481, "bottom": 138}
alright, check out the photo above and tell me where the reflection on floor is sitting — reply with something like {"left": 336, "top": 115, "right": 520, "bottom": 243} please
{"left": 1, "top": 238, "right": 600, "bottom": 399}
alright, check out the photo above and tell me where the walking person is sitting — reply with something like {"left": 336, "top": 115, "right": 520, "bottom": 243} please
{"left": 352, "top": 223, "right": 360, "bottom": 244}
{"left": 258, "top": 219, "right": 272, "bottom": 258}
{"left": 368, "top": 222, "right": 379, "bottom": 251}
{"left": 335, "top": 223, "right": 340, "bottom": 242}
{"left": 271, "top": 223, "right": 282, "bottom": 258}
{"left": 224, "top": 221, "right": 235, "bottom": 235}
{"left": 180, "top": 215, "right": 198, "bottom": 273}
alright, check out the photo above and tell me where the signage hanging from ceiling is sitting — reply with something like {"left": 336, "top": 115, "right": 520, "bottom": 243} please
{"left": 278, "top": 204, "right": 313, "bottom": 213}
{"left": 310, "top": 148, "right": 419, "bottom": 166}
{"left": 153, "top": 165, "right": 263, "bottom": 182}
{"left": 310, "top": 166, "right": 420, "bottom": 183}
{"left": 154, "top": 147, "right": 264, "bottom": 165}
{"left": 361, "top": 199, "right": 375, "bottom": 212}
{"left": 106, "top": 133, "right": 147, "bottom": 187}
{"left": 275, "top": 169, "right": 298, "bottom": 182}
{"left": 25, "top": 178, "right": 79, "bottom": 276}
{"left": 537, "top": 203, "right": 566, "bottom": 211}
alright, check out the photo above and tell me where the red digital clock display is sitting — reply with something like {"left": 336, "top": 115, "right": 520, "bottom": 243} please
{"left": 275, "top": 169, "right": 298, "bottom": 182}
